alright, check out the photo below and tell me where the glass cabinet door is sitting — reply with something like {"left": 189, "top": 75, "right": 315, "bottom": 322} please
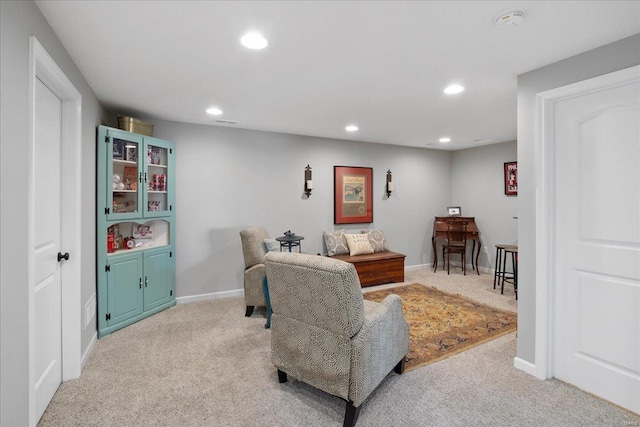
{"left": 143, "top": 137, "right": 173, "bottom": 218}
{"left": 107, "top": 130, "right": 144, "bottom": 221}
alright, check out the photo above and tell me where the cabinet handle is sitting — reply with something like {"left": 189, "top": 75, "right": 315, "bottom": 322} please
{"left": 139, "top": 278, "right": 142, "bottom": 289}
{"left": 139, "top": 172, "right": 142, "bottom": 183}
{"left": 145, "top": 276, "right": 148, "bottom": 287}
{"left": 144, "top": 172, "right": 147, "bottom": 183}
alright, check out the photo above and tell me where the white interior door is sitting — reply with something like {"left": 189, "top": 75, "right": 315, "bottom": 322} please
{"left": 553, "top": 70, "right": 640, "bottom": 413}
{"left": 33, "top": 77, "right": 64, "bottom": 421}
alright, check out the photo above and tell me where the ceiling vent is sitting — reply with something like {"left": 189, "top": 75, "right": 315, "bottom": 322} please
{"left": 214, "top": 119, "right": 238, "bottom": 125}
{"left": 471, "top": 138, "right": 492, "bottom": 144}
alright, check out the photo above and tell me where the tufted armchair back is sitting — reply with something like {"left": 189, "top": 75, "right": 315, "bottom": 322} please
{"left": 240, "top": 226, "right": 270, "bottom": 268}
{"left": 239, "top": 226, "right": 270, "bottom": 316}
{"left": 266, "top": 251, "right": 364, "bottom": 339}
{"left": 264, "top": 251, "right": 409, "bottom": 427}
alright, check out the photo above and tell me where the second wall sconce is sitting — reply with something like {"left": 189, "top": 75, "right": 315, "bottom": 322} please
{"left": 386, "top": 169, "right": 393, "bottom": 197}
{"left": 304, "top": 165, "right": 313, "bottom": 197}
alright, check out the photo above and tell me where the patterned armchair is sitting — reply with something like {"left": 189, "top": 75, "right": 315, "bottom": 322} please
{"left": 264, "top": 252, "right": 409, "bottom": 427}
{"left": 239, "top": 226, "right": 270, "bottom": 316}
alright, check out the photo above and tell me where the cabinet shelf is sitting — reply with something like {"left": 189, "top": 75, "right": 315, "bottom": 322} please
{"left": 148, "top": 163, "right": 167, "bottom": 169}
{"left": 114, "top": 159, "right": 137, "bottom": 165}
{"left": 108, "top": 243, "right": 169, "bottom": 256}
{"left": 114, "top": 190, "right": 136, "bottom": 193}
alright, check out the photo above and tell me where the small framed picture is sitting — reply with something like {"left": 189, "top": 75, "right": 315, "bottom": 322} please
{"left": 447, "top": 206, "right": 461, "bottom": 216}
{"left": 125, "top": 146, "right": 137, "bottom": 162}
{"left": 504, "top": 162, "right": 518, "bottom": 196}
{"left": 113, "top": 139, "right": 124, "bottom": 160}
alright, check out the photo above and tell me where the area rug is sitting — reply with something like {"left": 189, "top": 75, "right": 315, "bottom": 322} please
{"left": 363, "top": 283, "right": 517, "bottom": 371}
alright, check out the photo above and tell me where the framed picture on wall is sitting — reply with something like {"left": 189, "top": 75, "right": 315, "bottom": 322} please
{"left": 447, "top": 206, "right": 461, "bottom": 216}
{"left": 334, "top": 166, "right": 373, "bottom": 224}
{"left": 504, "top": 161, "right": 518, "bottom": 196}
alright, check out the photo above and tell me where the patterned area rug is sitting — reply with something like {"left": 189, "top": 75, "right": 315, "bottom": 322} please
{"left": 363, "top": 283, "right": 517, "bottom": 371}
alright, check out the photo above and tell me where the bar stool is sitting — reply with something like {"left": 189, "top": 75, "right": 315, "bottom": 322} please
{"left": 493, "top": 244, "right": 518, "bottom": 300}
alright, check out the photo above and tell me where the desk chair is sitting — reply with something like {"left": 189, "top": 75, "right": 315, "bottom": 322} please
{"left": 443, "top": 220, "right": 468, "bottom": 275}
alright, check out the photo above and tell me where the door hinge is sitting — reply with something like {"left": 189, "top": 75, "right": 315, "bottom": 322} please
{"left": 105, "top": 207, "right": 110, "bottom": 215}
{"left": 169, "top": 251, "right": 172, "bottom": 257}
{"left": 105, "top": 265, "right": 110, "bottom": 272}
{"left": 106, "top": 313, "right": 111, "bottom": 321}
{"left": 105, "top": 136, "right": 110, "bottom": 143}
{"left": 170, "top": 290, "right": 173, "bottom": 296}
{"left": 169, "top": 148, "right": 172, "bottom": 154}
{"left": 169, "top": 205, "right": 173, "bottom": 211}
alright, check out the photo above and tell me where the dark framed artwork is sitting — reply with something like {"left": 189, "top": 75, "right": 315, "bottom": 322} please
{"left": 504, "top": 161, "right": 518, "bottom": 196}
{"left": 334, "top": 166, "right": 373, "bottom": 224}
{"left": 113, "top": 138, "right": 124, "bottom": 160}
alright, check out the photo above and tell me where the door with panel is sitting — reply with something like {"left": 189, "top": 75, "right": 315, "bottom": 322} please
{"left": 33, "top": 78, "right": 63, "bottom": 420}
{"left": 553, "top": 66, "right": 640, "bottom": 413}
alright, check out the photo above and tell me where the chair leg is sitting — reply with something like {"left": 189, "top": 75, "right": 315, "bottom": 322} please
{"left": 277, "top": 369, "right": 288, "bottom": 383}
{"left": 343, "top": 401, "right": 361, "bottom": 427}
{"left": 493, "top": 247, "right": 501, "bottom": 289}
{"left": 394, "top": 357, "right": 406, "bottom": 374}
{"left": 446, "top": 250, "right": 450, "bottom": 275}
{"left": 245, "top": 306, "right": 254, "bottom": 317}
{"left": 462, "top": 250, "right": 466, "bottom": 275}
{"left": 513, "top": 252, "right": 518, "bottom": 300}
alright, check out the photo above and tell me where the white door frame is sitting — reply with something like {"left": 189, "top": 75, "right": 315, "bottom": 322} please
{"left": 534, "top": 65, "right": 640, "bottom": 380}
{"left": 28, "top": 36, "right": 82, "bottom": 426}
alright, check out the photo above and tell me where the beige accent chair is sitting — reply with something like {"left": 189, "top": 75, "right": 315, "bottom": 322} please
{"left": 264, "top": 252, "right": 409, "bottom": 427}
{"left": 239, "top": 226, "right": 270, "bottom": 317}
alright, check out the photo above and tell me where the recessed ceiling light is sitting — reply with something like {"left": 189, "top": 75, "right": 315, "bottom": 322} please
{"left": 206, "top": 107, "right": 223, "bottom": 115}
{"left": 444, "top": 84, "right": 464, "bottom": 95}
{"left": 439, "top": 137, "right": 451, "bottom": 143}
{"left": 345, "top": 125, "right": 359, "bottom": 132}
{"left": 241, "top": 32, "right": 268, "bottom": 50}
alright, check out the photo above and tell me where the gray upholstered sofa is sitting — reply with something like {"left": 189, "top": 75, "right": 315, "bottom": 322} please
{"left": 264, "top": 251, "right": 409, "bottom": 427}
{"left": 239, "top": 226, "right": 270, "bottom": 316}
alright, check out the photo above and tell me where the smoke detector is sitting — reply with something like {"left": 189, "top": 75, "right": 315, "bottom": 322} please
{"left": 495, "top": 9, "right": 524, "bottom": 28}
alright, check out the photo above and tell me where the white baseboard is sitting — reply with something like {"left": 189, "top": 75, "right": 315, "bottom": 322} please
{"left": 176, "top": 288, "right": 244, "bottom": 304}
{"left": 405, "top": 263, "right": 430, "bottom": 271}
{"left": 514, "top": 356, "right": 537, "bottom": 376}
{"left": 81, "top": 332, "right": 97, "bottom": 369}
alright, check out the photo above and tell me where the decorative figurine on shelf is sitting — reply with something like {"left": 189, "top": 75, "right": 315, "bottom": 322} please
{"left": 283, "top": 230, "right": 295, "bottom": 237}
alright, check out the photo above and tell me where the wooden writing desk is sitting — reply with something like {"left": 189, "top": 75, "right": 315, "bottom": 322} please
{"left": 432, "top": 216, "right": 481, "bottom": 275}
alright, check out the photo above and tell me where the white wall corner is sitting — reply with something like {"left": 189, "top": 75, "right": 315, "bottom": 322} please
{"left": 513, "top": 356, "right": 537, "bottom": 377}
{"left": 81, "top": 332, "right": 97, "bottom": 369}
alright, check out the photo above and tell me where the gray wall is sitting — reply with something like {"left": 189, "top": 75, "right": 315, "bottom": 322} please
{"left": 516, "top": 33, "right": 640, "bottom": 364}
{"left": 0, "top": 1, "right": 107, "bottom": 425}
{"left": 148, "top": 120, "right": 452, "bottom": 298}
{"left": 450, "top": 141, "right": 518, "bottom": 271}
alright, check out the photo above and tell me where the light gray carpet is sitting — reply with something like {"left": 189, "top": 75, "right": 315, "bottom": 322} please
{"left": 39, "top": 268, "right": 639, "bottom": 426}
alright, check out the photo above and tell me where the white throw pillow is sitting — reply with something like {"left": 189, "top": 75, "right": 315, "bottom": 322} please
{"left": 344, "top": 233, "right": 374, "bottom": 256}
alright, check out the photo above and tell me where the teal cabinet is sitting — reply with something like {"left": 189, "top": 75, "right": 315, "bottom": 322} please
{"left": 97, "top": 125, "right": 176, "bottom": 338}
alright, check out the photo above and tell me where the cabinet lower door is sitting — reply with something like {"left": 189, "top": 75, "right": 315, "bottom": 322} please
{"left": 143, "top": 248, "right": 174, "bottom": 311}
{"left": 107, "top": 253, "right": 144, "bottom": 325}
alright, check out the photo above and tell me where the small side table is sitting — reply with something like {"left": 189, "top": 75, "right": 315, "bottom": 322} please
{"left": 276, "top": 235, "right": 304, "bottom": 252}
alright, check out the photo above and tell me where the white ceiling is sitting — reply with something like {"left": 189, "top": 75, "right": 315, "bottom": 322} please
{"left": 36, "top": 1, "right": 640, "bottom": 150}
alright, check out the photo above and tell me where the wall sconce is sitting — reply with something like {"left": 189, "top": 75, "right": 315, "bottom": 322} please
{"left": 304, "top": 165, "right": 313, "bottom": 197}
{"left": 386, "top": 169, "right": 393, "bottom": 197}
